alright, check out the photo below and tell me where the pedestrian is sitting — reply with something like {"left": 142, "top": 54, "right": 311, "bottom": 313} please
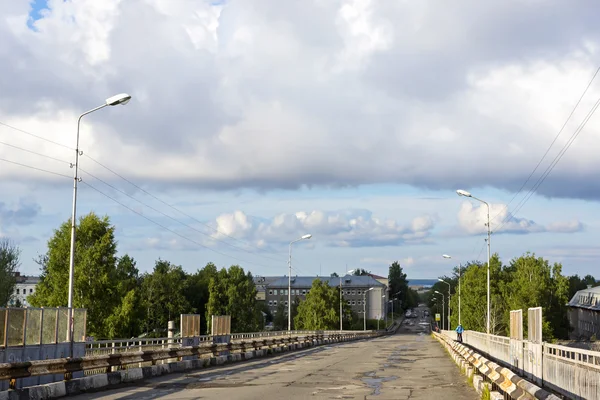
{"left": 455, "top": 324, "right": 464, "bottom": 342}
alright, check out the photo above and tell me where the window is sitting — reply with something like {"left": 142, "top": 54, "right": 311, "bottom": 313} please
{"left": 357, "top": 301, "right": 361, "bottom": 305}
{"left": 347, "top": 300, "right": 351, "bottom": 305}
{"left": 345, "top": 290, "right": 350, "bottom": 295}
{"left": 284, "top": 289, "right": 288, "bottom": 295}
{"left": 16, "top": 289, "right": 19, "bottom": 294}
{"left": 352, "top": 290, "right": 356, "bottom": 295}
{"left": 284, "top": 301, "right": 288, "bottom": 306}
{"left": 302, "top": 290, "right": 306, "bottom": 295}
{"left": 274, "top": 289, "right": 278, "bottom": 295}
{"left": 268, "top": 301, "right": 273, "bottom": 306}
{"left": 269, "top": 290, "right": 273, "bottom": 295}
{"left": 352, "top": 301, "right": 356, "bottom": 305}
{"left": 357, "top": 290, "right": 362, "bottom": 295}
{"left": 274, "top": 301, "right": 277, "bottom": 306}
{"left": 30, "top": 289, "right": 33, "bottom": 293}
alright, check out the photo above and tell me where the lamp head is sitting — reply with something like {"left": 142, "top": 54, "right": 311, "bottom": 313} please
{"left": 105, "top": 93, "right": 132, "bottom": 106}
{"left": 301, "top": 234, "right": 312, "bottom": 240}
{"left": 442, "top": 254, "right": 451, "bottom": 259}
{"left": 437, "top": 278, "right": 445, "bottom": 283}
{"left": 456, "top": 189, "right": 472, "bottom": 197}
{"left": 367, "top": 287, "right": 374, "bottom": 292}
{"left": 434, "top": 290, "right": 442, "bottom": 294}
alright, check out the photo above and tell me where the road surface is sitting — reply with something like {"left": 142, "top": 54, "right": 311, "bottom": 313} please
{"left": 72, "top": 309, "right": 477, "bottom": 399}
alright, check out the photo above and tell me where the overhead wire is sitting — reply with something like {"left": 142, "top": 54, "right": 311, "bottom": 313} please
{"left": 0, "top": 157, "right": 72, "bottom": 179}
{"left": 0, "top": 121, "right": 72, "bottom": 150}
{"left": 494, "top": 93, "right": 600, "bottom": 233}
{"left": 0, "top": 139, "right": 71, "bottom": 165}
{"left": 82, "top": 153, "right": 288, "bottom": 257}
{"left": 489, "top": 66, "right": 600, "bottom": 225}
{"left": 79, "top": 166, "right": 285, "bottom": 264}
{"left": 80, "top": 180, "right": 283, "bottom": 271}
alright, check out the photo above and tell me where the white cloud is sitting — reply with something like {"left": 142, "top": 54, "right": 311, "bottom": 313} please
{"left": 1, "top": 1, "right": 600, "bottom": 200}
{"left": 211, "top": 209, "right": 436, "bottom": 248}
{"left": 457, "top": 201, "right": 583, "bottom": 235}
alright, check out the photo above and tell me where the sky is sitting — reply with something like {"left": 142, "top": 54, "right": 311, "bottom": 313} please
{"left": 1, "top": 0, "right": 600, "bottom": 280}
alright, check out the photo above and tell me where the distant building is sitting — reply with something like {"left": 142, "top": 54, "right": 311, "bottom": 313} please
{"left": 567, "top": 285, "right": 600, "bottom": 340}
{"left": 9, "top": 272, "right": 40, "bottom": 307}
{"left": 366, "top": 273, "right": 389, "bottom": 288}
{"left": 264, "top": 275, "right": 387, "bottom": 320}
{"left": 253, "top": 276, "right": 281, "bottom": 302}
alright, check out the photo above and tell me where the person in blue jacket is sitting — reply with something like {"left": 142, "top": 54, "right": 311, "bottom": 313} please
{"left": 455, "top": 324, "right": 464, "bottom": 342}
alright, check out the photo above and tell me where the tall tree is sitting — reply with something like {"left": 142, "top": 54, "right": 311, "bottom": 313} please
{"left": 206, "top": 265, "right": 258, "bottom": 333}
{"left": 185, "top": 262, "right": 218, "bottom": 334}
{"left": 140, "top": 259, "right": 191, "bottom": 335}
{"left": 294, "top": 279, "right": 352, "bottom": 330}
{"left": 388, "top": 261, "right": 408, "bottom": 310}
{"left": 105, "top": 255, "right": 144, "bottom": 338}
{"left": 0, "top": 238, "right": 20, "bottom": 307}
{"left": 29, "top": 212, "right": 120, "bottom": 338}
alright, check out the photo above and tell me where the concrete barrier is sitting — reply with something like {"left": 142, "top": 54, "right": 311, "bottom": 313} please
{"left": 432, "top": 332, "right": 561, "bottom": 400}
{"left": 1, "top": 333, "right": 380, "bottom": 399}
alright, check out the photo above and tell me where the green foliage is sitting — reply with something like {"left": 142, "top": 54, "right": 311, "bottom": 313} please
{"left": 352, "top": 268, "right": 370, "bottom": 276}
{"left": 105, "top": 255, "right": 144, "bottom": 338}
{"left": 330, "top": 272, "right": 339, "bottom": 277}
{"left": 140, "top": 259, "right": 191, "bottom": 335}
{"left": 273, "top": 297, "right": 288, "bottom": 330}
{"left": 294, "top": 279, "right": 351, "bottom": 330}
{"left": 388, "top": 261, "right": 411, "bottom": 310}
{"left": 206, "top": 265, "right": 258, "bottom": 333}
{"left": 185, "top": 262, "right": 218, "bottom": 333}
{"left": 481, "top": 383, "right": 490, "bottom": 400}
{"left": 0, "top": 238, "right": 19, "bottom": 307}
{"left": 29, "top": 212, "right": 120, "bottom": 338}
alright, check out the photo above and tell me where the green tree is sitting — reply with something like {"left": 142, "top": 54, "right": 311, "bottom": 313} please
{"left": 140, "top": 259, "right": 191, "bottom": 336}
{"left": 273, "top": 297, "right": 288, "bottom": 330}
{"left": 568, "top": 275, "right": 588, "bottom": 300}
{"left": 185, "top": 262, "right": 218, "bottom": 334}
{"left": 0, "top": 238, "right": 20, "bottom": 307}
{"left": 206, "top": 265, "right": 258, "bottom": 333}
{"left": 29, "top": 212, "right": 120, "bottom": 338}
{"left": 294, "top": 279, "right": 351, "bottom": 330}
{"left": 352, "top": 268, "right": 370, "bottom": 276}
{"left": 388, "top": 261, "right": 408, "bottom": 311}
{"left": 330, "top": 272, "right": 339, "bottom": 277}
{"left": 105, "top": 255, "right": 144, "bottom": 338}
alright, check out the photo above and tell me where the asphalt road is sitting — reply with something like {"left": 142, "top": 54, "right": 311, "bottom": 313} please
{"left": 72, "top": 308, "right": 477, "bottom": 399}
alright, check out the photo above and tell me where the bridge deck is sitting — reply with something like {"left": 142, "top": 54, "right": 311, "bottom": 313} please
{"left": 69, "top": 314, "right": 477, "bottom": 399}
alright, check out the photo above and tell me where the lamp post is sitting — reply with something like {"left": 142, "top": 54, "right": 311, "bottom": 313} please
{"left": 288, "top": 234, "right": 312, "bottom": 332}
{"left": 67, "top": 93, "right": 131, "bottom": 353}
{"left": 363, "top": 287, "right": 373, "bottom": 331}
{"left": 443, "top": 254, "right": 461, "bottom": 326}
{"left": 457, "top": 189, "right": 491, "bottom": 334}
{"left": 438, "top": 278, "right": 451, "bottom": 330}
{"left": 434, "top": 292, "right": 445, "bottom": 330}
{"left": 382, "top": 294, "right": 387, "bottom": 327}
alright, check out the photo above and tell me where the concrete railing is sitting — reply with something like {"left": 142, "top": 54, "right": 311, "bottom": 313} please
{"left": 441, "top": 329, "right": 600, "bottom": 400}
{"left": 0, "top": 330, "right": 382, "bottom": 397}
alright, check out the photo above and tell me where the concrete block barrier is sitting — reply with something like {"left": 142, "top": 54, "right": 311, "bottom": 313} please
{"left": 1, "top": 332, "right": 382, "bottom": 400}
{"left": 432, "top": 332, "right": 561, "bottom": 400}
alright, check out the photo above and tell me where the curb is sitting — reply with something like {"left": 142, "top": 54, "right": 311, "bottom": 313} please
{"left": 1, "top": 334, "right": 380, "bottom": 400}
{"left": 432, "top": 332, "right": 561, "bottom": 400}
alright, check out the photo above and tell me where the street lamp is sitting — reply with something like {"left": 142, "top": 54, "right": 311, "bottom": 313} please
{"left": 443, "top": 254, "right": 461, "bottom": 326}
{"left": 434, "top": 291, "right": 445, "bottom": 330}
{"left": 457, "top": 189, "right": 491, "bottom": 334}
{"left": 438, "top": 278, "right": 451, "bottom": 330}
{"left": 67, "top": 93, "right": 132, "bottom": 351}
{"left": 339, "top": 269, "right": 355, "bottom": 331}
{"left": 363, "top": 287, "right": 373, "bottom": 331}
{"left": 288, "top": 234, "right": 312, "bottom": 332}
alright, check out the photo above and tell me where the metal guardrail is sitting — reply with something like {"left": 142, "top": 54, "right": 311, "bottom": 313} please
{"left": 0, "top": 331, "right": 381, "bottom": 390}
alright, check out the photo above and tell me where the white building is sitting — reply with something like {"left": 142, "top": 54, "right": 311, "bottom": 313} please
{"left": 9, "top": 273, "right": 40, "bottom": 307}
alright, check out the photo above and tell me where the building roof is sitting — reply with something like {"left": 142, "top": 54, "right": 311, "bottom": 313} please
{"left": 15, "top": 275, "right": 40, "bottom": 284}
{"left": 253, "top": 276, "right": 281, "bottom": 291}
{"left": 267, "top": 275, "right": 386, "bottom": 289}
{"left": 367, "top": 273, "right": 387, "bottom": 280}
{"left": 568, "top": 286, "right": 600, "bottom": 311}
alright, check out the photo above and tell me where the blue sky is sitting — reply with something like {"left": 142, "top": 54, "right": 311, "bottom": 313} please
{"left": 2, "top": 0, "right": 600, "bottom": 280}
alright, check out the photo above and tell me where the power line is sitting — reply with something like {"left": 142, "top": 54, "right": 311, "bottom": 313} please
{"left": 495, "top": 94, "right": 600, "bottom": 232}
{"left": 0, "top": 139, "right": 71, "bottom": 164}
{"left": 0, "top": 157, "right": 72, "bottom": 179}
{"left": 80, "top": 181, "right": 282, "bottom": 270}
{"left": 0, "top": 121, "right": 72, "bottom": 150}
{"left": 82, "top": 153, "right": 287, "bottom": 256}
{"left": 79, "top": 167, "right": 284, "bottom": 264}
{"left": 489, "top": 66, "right": 600, "bottom": 225}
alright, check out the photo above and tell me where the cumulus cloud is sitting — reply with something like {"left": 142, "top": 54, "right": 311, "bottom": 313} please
{"left": 457, "top": 202, "right": 583, "bottom": 235}
{"left": 0, "top": 199, "right": 41, "bottom": 226}
{"left": 2, "top": 1, "right": 600, "bottom": 200}
{"left": 210, "top": 209, "right": 436, "bottom": 248}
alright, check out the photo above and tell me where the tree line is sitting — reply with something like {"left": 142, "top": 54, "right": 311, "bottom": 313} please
{"left": 426, "top": 252, "right": 597, "bottom": 341}
{"left": 0, "top": 212, "right": 420, "bottom": 338}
